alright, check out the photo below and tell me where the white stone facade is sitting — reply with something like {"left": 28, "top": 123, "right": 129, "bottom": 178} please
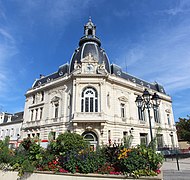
{"left": 22, "top": 19, "right": 178, "bottom": 149}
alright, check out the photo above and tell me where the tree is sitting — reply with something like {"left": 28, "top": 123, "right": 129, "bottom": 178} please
{"left": 176, "top": 116, "right": 190, "bottom": 142}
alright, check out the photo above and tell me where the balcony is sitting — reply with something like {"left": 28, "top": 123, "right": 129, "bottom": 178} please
{"left": 72, "top": 112, "right": 107, "bottom": 123}
{"left": 23, "top": 120, "right": 41, "bottom": 129}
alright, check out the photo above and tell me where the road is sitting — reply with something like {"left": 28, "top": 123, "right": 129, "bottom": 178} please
{"left": 162, "top": 157, "right": 190, "bottom": 180}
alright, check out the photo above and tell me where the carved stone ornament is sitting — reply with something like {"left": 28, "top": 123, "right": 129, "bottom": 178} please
{"left": 51, "top": 96, "right": 60, "bottom": 103}
{"left": 81, "top": 53, "right": 98, "bottom": 63}
{"left": 165, "top": 109, "right": 171, "bottom": 113}
{"left": 97, "top": 61, "right": 107, "bottom": 74}
{"left": 85, "top": 123, "right": 93, "bottom": 130}
{"left": 74, "top": 60, "right": 82, "bottom": 70}
{"left": 118, "top": 96, "right": 128, "bottom": 102}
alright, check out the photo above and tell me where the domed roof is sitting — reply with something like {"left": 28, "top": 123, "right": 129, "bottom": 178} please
{"left": 70, "top": 18, "right": 110, "bottom": 73}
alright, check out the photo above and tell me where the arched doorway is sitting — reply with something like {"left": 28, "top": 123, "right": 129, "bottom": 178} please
{"left": 82, "top": 131, "right": 98, "bottom": 151}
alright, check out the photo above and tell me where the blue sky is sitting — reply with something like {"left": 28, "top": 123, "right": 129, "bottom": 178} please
{"left": 0, "top": 0, "right": 189, "bottom": 121}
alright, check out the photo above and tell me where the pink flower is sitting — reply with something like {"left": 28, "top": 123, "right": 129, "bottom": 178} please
{"left": 110, "top": 171, "right": 121, "bottom": 175}
{"left": 155, "top": 169, "right": 161, "bottom": 174}
{"left": 59, "top": 168, "right": 68, "bottom": 173}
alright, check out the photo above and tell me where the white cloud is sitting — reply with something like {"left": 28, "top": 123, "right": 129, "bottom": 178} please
{"left": 117, "top": 17, "right": 190, "bottom": 94}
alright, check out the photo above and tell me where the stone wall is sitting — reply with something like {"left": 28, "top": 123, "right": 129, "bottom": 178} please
{"left": 0, "top": 171, "right": 163, "bottom": 180}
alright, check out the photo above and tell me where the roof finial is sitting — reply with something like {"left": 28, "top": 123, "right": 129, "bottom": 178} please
{"left": 89, "top": 16, "right": 92, "bottom": 22}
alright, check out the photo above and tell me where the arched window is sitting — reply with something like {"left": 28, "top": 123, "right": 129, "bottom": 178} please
{"left": 81, "top": 87, "right": 98, "bottom": 112}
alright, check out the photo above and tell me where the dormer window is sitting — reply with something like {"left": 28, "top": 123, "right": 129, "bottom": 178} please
{"left": 88, "top": 29, "right": 93, "bottom": 36}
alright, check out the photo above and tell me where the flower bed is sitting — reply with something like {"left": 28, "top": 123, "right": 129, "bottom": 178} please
{"left": 0, "top": 133, "right": 163, "bottom": 179}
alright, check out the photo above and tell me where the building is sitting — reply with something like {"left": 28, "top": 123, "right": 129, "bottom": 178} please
{"left": 0, "top": 111, "right": 23, "bottom": 148}
{"left": 22, "top": 18, "right": 178, "bottom": 149}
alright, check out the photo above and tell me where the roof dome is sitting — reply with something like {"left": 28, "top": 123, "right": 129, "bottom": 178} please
{"left": 70, "top": 18, "right": 110, "bottom": 73}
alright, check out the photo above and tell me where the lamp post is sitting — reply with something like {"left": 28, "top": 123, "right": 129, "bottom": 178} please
{"left": 135, "top": 89, "right": 161, "bottom": 144}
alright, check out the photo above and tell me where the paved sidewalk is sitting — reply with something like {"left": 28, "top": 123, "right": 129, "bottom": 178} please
{"left": 162, "top": 158, "right": 190, "bottom": 180}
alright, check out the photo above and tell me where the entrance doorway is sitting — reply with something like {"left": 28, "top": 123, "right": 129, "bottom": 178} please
{"left": 82, "top": 131, "right": 98, "bottom": 151}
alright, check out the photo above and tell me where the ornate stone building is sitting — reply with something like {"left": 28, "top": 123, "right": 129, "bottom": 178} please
{"left": 22, "top": 18, "right": 178, "bottom": 149}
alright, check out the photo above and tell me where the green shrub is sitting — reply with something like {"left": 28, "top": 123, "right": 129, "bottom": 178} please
{"left": 0, "top": 137, "right": 14, "bottom": 164}
{"left": 48, "top": 132, "right": 89, "bottom": 155}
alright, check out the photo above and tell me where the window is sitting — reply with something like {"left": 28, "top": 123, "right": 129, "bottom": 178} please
{"left": 167, "top": 114, "right": 170, "bottom": 125}
{"left": 107, "top": 93, "right": 110, "bottom": 108}
{"left": 140, "top": 133, "right": 148, "bottom": 146}
{"left": 81, "top": 87, "right": 98, "bottom": 112}
{"left": 156, "top": 134, "right": 163, "bottom": 149}
{"left": 138, "top": 107, "right": 145, "bottom": 121}
{"left": 10, "top": 128, "right": 14, "bottom": 137}
{"left": 37, "top": 133, "right": 40, "bottom": 138}
{"left": 50, "top": 132, "right": 56, "bottom": 140}
{"left": 31, "top": 110, "right": 34, "bottom": 121}
{"left": 32, "top": 95, "right": 35, "bottom": 104}
{"left": 170, "top": 134, "right": 174, "bottom": 147}
{"left": 108, "top": 130, "right": 111, "bottom": 145}
{"left": 153, "top": 105, "right": 160, "bottom": 123}
{"left": 41, "top": 91, "right": 44, "bottom": 101}
{"left": 35, "top": 109, "right": 38, "bottom": 120}
{"left": 121, "top": 103, "right": 125, "bottom": 118}
{"left": 54, "top": 103, "right": 59, "bottom": 118}
{"left": 40, "top": 108, "right": 43, "bottom": 119}
{"left": 123, "top": 131, "right": 128, "bottom": 144}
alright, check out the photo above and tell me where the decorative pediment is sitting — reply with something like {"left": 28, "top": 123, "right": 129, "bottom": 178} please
{"left": 51, "top": 96, "right": 60, "bottom": 103}
{"left": 118, "top": 96, "right": 128, "bottom": 102}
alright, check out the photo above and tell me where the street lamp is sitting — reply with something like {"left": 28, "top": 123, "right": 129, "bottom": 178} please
{"left": 135, "top": 89, "right": 161, "bottom": 144}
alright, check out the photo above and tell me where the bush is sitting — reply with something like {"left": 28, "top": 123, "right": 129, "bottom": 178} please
{"left": 0, "top": 136, "right": 14, "bottom": 164}
{"left": 117, "top": 145, "right": 163, "bottom": 174}
{"left": 48, "top": 132, "right": 89, "bottom": 155}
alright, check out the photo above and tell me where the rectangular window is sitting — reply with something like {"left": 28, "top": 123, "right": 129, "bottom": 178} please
{"left": 140, "top": 133, "right": 148, "bottom": 146}
{"left": 52, "top": 132, "right": 56, "bottom": 140}
{"left": 31, "top": 110, "right": 34, "bottom": 121}
{"left": 41, "top": 91, "right": 44, "bottom": 101}
{"left": 85, "top": 98, "right": 89, "bottom": 112}
{"left": 32, "top": 95, "right": 35, "bottom": 104}
{"left": 81, "top": 99, "right": 84, "bottom": 112}
{"left": 121, "top": 103, "right": 125, "bottom": 118}
{"left": 55, "top": 104, "right": 59, "bottom": 118}
{"left": 107, "top": 93, "right": 110, "bottom": 107}
{"left": 37, "top": 133, "right": 40, "bottom": 138}
{"left": 40, "top": 108, "right": 43, "bottom": 120}
{"left": 11, "top": 128, "right": 14, "bottom": 137}
{"left": 167, "top": 114, "right": 170, "bottom": 125}
{"left": 95, "top": 99, "right": 98, "bottom": 112}
{"left": 108, "top": 130, "right": 111, "bottom": 144}
{"left": 156, "top": 134, "right": 163, "bottom": 149}
{"left": 170, "top": 134, "right": 174, "bottom": 147}
{"left": 90, "top": 97, "right": 93, "bottom": 112}
{"left": 138, "top": 107, "right": 145, "bottom": 121}
{"left": 153, "top": 106, "right": 160, "bottom": 123}
{"left": 35, "top": 109, "right": 38, "bottom": 120}
{"left": 123, "top": 131, "right": 128, "bottom": 144}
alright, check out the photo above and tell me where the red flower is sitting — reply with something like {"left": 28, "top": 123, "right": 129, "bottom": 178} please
{"left": 59, "top": 168, "right": 68, "bottom": 173}
{"left": 53, "top": 160, "right": 58, "bottom": 165}
{"left": 155, "top": 169, "right": 161, "bottom": 174}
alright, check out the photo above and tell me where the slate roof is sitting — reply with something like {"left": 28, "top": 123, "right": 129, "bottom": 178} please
{"left": 1, "top": 111, "right": 24, "bottom": 124}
